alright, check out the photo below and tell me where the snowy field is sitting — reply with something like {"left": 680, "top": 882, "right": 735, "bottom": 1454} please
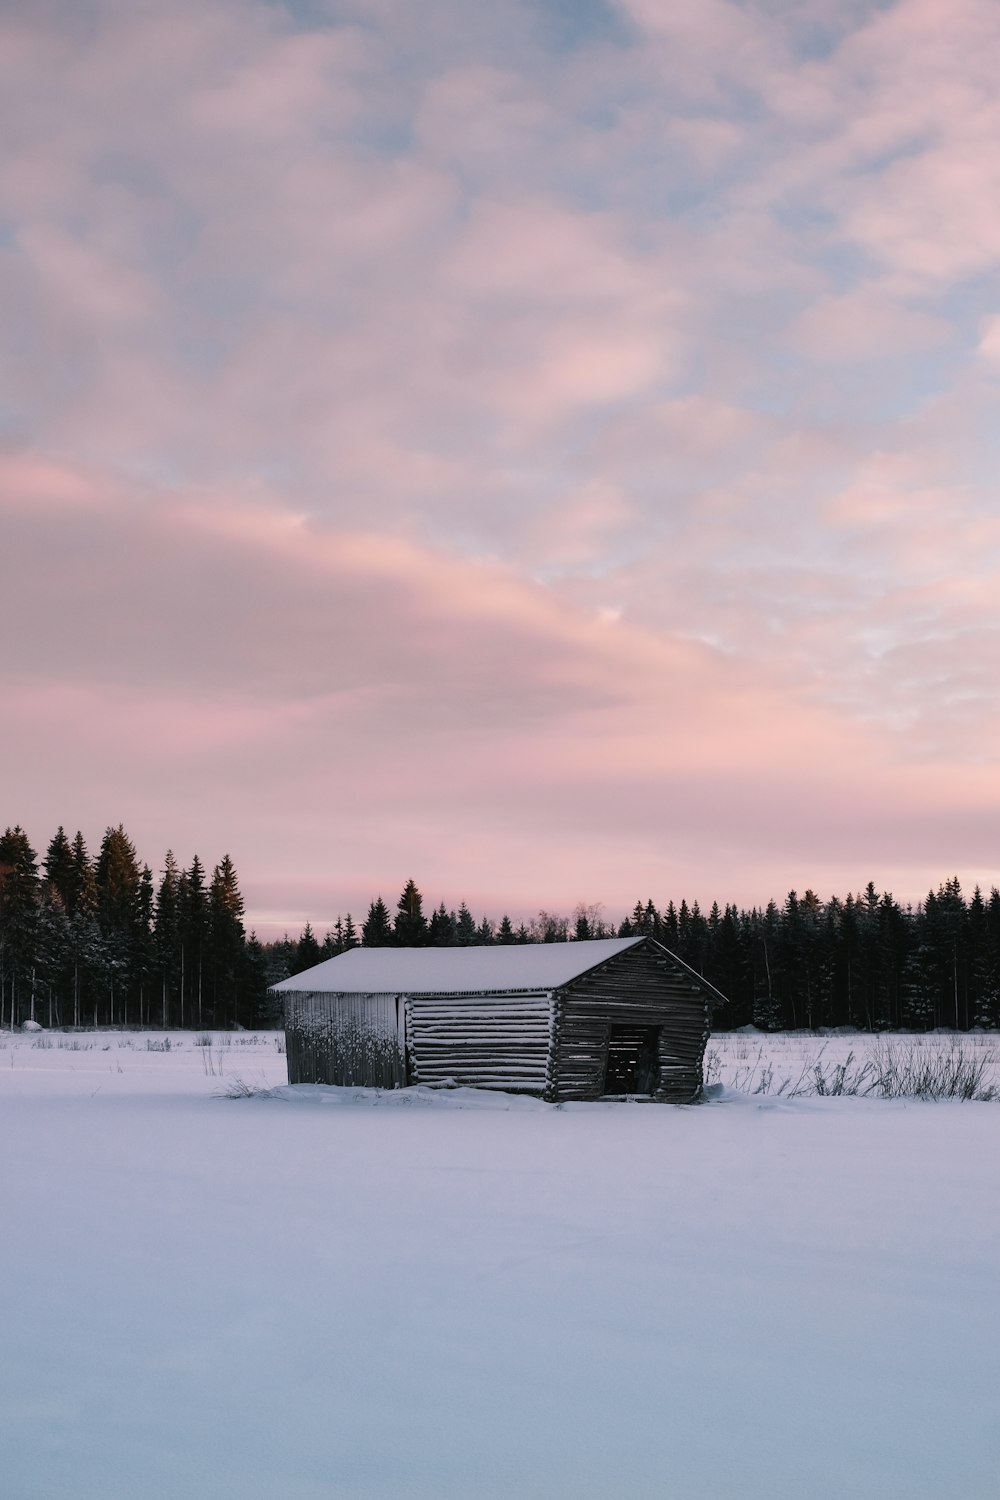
{"left": 3, "top": 1029, "right": 1000, "bottom": 1500}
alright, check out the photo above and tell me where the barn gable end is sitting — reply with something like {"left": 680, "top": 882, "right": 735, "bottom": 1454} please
{"left": 553, "top": 939, "right": 711, "bottom": 1102}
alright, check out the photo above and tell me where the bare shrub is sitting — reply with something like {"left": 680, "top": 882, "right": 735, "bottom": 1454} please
{"left": 809, "top": 1051, "right": 876, "bottom": 1096}
{"left": 867, "top": 1039, "right": 998, "bottom": 1101}
{"left": 711, "top": 1037, "right": 1000, "bottom": 1101}
{"left": 201, "top": 1048, "right": 224, "bottom": 1077}
{"left": 221, "top": 1074, "right": 281, "bottom": 1100}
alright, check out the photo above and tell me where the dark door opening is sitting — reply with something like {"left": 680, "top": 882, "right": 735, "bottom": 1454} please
{"left": 603, "top": 1025, "right": 661, "bottom": 1095}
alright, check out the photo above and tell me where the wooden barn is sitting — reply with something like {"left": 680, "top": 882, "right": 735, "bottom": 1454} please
{"left": 273, "top": 936, "right": 723, "bottom": 1103}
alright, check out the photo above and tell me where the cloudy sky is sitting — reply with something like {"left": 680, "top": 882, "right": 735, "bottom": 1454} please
{"left": 3, "top": 0, "right": 1000, "bottom": 935}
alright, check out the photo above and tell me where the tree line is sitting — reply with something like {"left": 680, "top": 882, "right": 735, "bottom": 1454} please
{"left": 0, "top": 825, "right": 271, "bottom": 1031}
{"left": 252, "top": 875, "right": 1000, "bottom": 1033}
{"left": 612, "top": 880, "right": 1000, "bottom": 1033}
{"left": 3, "top": 826, "right": 999, "bottom": 1031}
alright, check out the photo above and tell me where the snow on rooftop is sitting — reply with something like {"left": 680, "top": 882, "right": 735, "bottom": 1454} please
{"left": 271, "top": 936, "right": 644, "bottom": 994}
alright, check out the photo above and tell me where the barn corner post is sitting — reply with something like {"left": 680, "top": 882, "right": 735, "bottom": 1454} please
{"left": 543, "top": 988, "right": 562, "bottom": 1102}
{"left": 394, "top": 993, "right": 407, "bottom": 1087}
{"left": 647, "top": 937, "right": 718, "bottom": 1104}
{"left": 282, "top": 989, "right": 303, "bottom": 1083}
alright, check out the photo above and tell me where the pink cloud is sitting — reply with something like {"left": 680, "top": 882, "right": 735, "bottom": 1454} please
{"left": 784, "top": 288, "right": 953, "bottom": 363}
{"left": 3, "top": 1, "right": 1000, "bottom": 932}
{"left": 978, "top": 315, "right": 1000, "bottom": 365}
{"left": 5, "top": 452, "right": 1000, "bottom": 932}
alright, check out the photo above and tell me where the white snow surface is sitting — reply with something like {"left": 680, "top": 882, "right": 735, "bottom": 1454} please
{"left": 3, "top": 1028, "right": 1000, "bottom": 1499}
{"left": 271, "top": 935, "right": 644, "bottom": 993}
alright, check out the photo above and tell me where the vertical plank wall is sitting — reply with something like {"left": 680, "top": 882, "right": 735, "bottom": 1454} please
{"left": 284, "top": 991, "right": 406, "bottom": 1087}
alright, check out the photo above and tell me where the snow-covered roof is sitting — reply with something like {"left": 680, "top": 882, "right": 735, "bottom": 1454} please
{"left": 271, "top": 936, "right": 645, "bottom": 994}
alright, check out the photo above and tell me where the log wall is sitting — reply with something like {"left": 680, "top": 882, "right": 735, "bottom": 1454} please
{"left": 405, "top": 990, "right": 553, "bottom": 1092}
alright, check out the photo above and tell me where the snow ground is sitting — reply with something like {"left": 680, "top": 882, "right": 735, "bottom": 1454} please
{"left": 2, "top": 1029, "right": 999, "bottom": 1499}
{"left": 706, "top": 1027, "right": 1000, "bottom": 1095}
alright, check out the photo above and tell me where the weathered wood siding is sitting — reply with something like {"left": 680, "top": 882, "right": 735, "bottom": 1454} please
{"left": 405, "top": 991, "right": 552, "bottom": 1092}
{"left": 284, "top": 991, "right": 405, "bottom": 1087}
{"left": 552, "top": 939, "right": 710, "bottom": 1103}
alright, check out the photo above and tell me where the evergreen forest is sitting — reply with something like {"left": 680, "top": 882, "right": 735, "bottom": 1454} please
{"left": 1, "top": 825, "right": 999, "bottom": 1033}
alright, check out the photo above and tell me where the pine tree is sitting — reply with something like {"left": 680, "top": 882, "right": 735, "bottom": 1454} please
{"left": 43, "top": 827, "right": 76, "bottom": 907}
{"left": 939, "top": 877, "right": 967, "bottom": 1029}
{"left": 968, "top": 886, "right": 992, "bottom": 1029}
{"left": 243, "top": 931, "right": 274, "bottom": 1025}
{"left": 687, "top": 901, "right": 708, "bottom": 976}
{"left": 210, "top": 855, "right": 247, "bottom": 1026}
{"left": 0, "top": 826, "right": 40, "bottom": 1026}
{"left": 67, "top": 831, "right": 97, "bottom": 919}
{"left": 38, "top": 830, "right": 79, "bottom": 1025}
{"left": 854, "top": 881, "right": 882, "bottom": 1030}
{"left": 34, "top": 884, "right": 72, "bottom": 1027}
{"left": 496, "top": 915, "right": 515, "bottom": 945}
{"left": 155, "top": 853, "right": 181, "bottom": 1028}
{"left": 95, "top": 826, "right": 141, "bottom": 932}
{"left": 362, "top": 898, "right": 393, "bottom": 947}
{"left": 265, "top": 935, "right": 297, "bottom": 986}
{"left": 901, "top": 913, "right": 935, "bottom": 1029}
{"left": 753, "top": 901, "right": 782, "bottom": 1030}
{"left": 61, "top": 832, "right": 97, "bottom": 1025}
{"left": 455, "top": 903, "right": 476, "bottom": 945}
{"left": 394, "top": 879, "right": 428, "bottom": 946}
{"left": 982, "top": 888, "right": 1000, "bottom": 1030}
{"left": 676, "top": 899, "right": 693, "bottom": 965}
{"left": 428, "top": 903, "right": 456, "bottom": 946}
{"left": 295, "top": 921, "right": 321, "bottom": 972}
{"left": 799, "top": 890, "right": 824, "bottom": 1030}
{"left": 95, "top": 826, "right": 143, "bottom": 1026}
{"left": 712, "top": 904, "right": 746, "bottom": 1027}
{"left": 135, "top": 865, "right": 155, "bottom": 1027}
{"left": 178, "top": 856, "right": 208, "bottom": 1028}
{"left": 342, "top": 914, "right": 359, "bottom": 951}
{"left": 782, "top": 890, "right": 804, "bottom": 1029}
{"left": 876, "top": 891, "right": 907, "bottom": 1030}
